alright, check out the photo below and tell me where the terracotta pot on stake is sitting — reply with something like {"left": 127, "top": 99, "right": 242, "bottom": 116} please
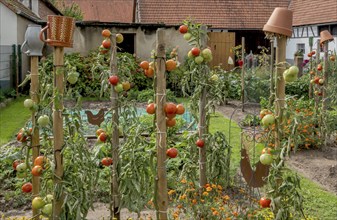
{"left": 320, "top": 30, "right": 334, "bottom": 148}
{"left": 263, "top": 7, "right": 293, "bottom": 149}
{"left": 40, "top": 15, "right": 75, "bottom": 219}
{"left": 22, "top": 24, "right": 44, "bottom": 220}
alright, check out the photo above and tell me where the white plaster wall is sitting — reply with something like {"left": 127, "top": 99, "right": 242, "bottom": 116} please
{"left": 68, "top": 26, "right": 192, "bottom": 64}
{"left": 287, "top": 36, "right": 337, "bottom": 62}
{"left": 0, "top": 3, "right": 18, "bottom": 45}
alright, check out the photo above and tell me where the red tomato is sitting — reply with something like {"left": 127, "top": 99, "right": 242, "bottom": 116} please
{"left": 101, "top": 157, "right": 113, "bottom": 166}
{"left": 259, "top": 197, "right": 271, "bottom": 208}
{"left": 31, "top": 165, "right": 43, "bottom": 176}
{"left": 140, "top": 61, "right": 150, "bottom": 70}
{"left": 176, "top": 104, "right": 185, "bottom": 115}
{"left": 317, "top": 64, "right": 322, "bottom": 71}
{"left": 191, "top": 47, "right": 200, "bottom": 56}
{"left": 307, "top": 52, "right": 312, "bottom": 57}
{"left": 166, "top": 148, "right": 178, "bottom": 158}
{"left": 34, "top": 156, "right": 49, "bottom": 169}
{"left": 102, "top": 39, "right": 111, "bottom": 49}
{"left": 102, "top": 29, "right": 111, "bottom": 38}
{"left": 99, "top": 132, "right": 107, "bottom": 142}
{"left": 96, "top": 128, "right": 105, "bottom": 137}
{"left": 164, "top": 103, "right": 177, "bottom": 114}
{"left": 108, "top": 75, "right": 119, "bottom": 86}
{"left": 166, "top": 118, "right": 176, "bottom": 127}
{"left": 166, "top": 113, "right": 176, "bottom": 119}
{"left": 238, "top": 60, "right": 244, "bottom": 67}
{"left": 146, "top": 103, "right": 156, "bottom": 115}
{"left": 196, "top": 139, "right": 205, "bottom": 148}
{"left": 22, "top": 182, "right": 33, "bottom": 193}
{"left": 179, "top": 25, "right": 188, "bottom": 34}
{"left": 17, "top": 132, "right": 27, "bottom": 142}
{"left": 144, "top": 67, "right": 154, "bottom": 78}
{"left": 12, "top": 160, "right": 21, "bottom": 170}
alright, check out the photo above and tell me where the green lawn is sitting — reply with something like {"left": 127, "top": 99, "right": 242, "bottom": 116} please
{"left": 0, "top": 97, "right": 31, "bottom": 146}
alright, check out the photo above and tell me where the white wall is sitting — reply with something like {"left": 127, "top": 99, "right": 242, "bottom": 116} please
{"left": 0, "top": 3, "right": 18, "bottom": 45}
{"left": 287, "top": 25, "right": 337, "bottom": 62}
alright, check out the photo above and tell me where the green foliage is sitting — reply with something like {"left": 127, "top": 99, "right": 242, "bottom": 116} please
{"left": 0, "top": 88, "right": 16, "bottom": 102}
{"left": 285, "top": 74, "right": 310, "bottom": 99}
{"left": 51, "top": 0, "right": 83, "bottom": 20}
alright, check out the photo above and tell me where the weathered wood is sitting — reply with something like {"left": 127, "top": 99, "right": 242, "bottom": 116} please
{"left": 241, "top": 37, "right": 245, "bottom": 112}
{"left": 322, "top": 41, "right": 329, "bottom": 148}
{"left": 314, "top": 40, "right": 321, "bottom": 114}
{"left": 30, "top": 56, "right": 40, "bottom": 220}
{"left": 308, "top": 37, "right": 313, "bottom": 99}
{"left": 199, "top": 25, "right": 208, "bottom": 190}
{"left": 110, "top": 33, "right": 120, "bottom": 220}
{"left": 269, "top": 39, "right": 275, "bottom": 108}
{"left": 53, "top": 47, "right": 65, "bottom": 219}
{"left": 155, "top": 28, "right": 168, "bottom": 219}
{"left": 274, "top": 37, "right": 287, "bottom": 149}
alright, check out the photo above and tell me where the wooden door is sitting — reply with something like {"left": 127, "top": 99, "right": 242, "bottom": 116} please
{"left": 208, "top": 32, "right": 235, "bottom": 70}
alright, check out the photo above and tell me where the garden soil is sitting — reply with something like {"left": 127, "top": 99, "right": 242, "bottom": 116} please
{"left": 1, "top": 100, "right": 337, "bottom": 219}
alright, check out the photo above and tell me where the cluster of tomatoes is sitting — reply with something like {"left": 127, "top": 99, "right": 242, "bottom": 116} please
{"left": 95, "top": 128, "right": 113, "bottom": 167}
{"left": 139, "top": 58, "right": 177, "bottom": 78}
{"left": 12, "top": 155, "right": 52, "bottom": 215}
{"left": 99, "top": 29, "right": 123, "bottom": 54}
{"left": 108, "top": 74, "right": 132, "bottom": 94}
{"left": 178, "top": 24, "right": 213, "bottom": 64}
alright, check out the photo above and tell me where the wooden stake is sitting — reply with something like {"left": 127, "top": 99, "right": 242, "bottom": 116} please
{"left": 274, "top": 37, "right": 286, "bottom": 149}
{"left": 30, "top": 56, "right": 40, "bottom": 220}
{"left": 269, "top": 39, "right": 275, "bottom": 108}
{"left": 322, "top": 41, "right": 329, "bottom": 148}
{"left": 155, "top": 28, "right": 168, "bottom": 219}
{"left": 110, "top": 33, "right": 120, "bottom": 220}
{"left": 53, "top": 47, "right": 65, "bottom": 219}
{"left": 308, "top": 37, "right": 313, "bottom": 99}
{"left": 314, "top": 40, "right": 321, "bottom": 114}
{"left": 199, "top": 25, "right": 208, "bottom": 190}
{"left": 241, "top": 37, "right": 245, "bottom": 112}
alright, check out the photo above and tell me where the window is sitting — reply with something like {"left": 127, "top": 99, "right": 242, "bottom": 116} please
{"left": 296, "top": 43, "right": 305, "bottom": 54}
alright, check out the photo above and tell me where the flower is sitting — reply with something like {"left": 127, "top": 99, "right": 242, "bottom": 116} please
{"left": 217, "top": 185, "right": 223, "bottom": 190}
{"left": 180, "top": 179, "right": 187, "bottom": 184}
{"left": 168, "top": 190, "right": 176, "bottom": 195}
{"left": 202, "top": 192, "right": 209, "bottom": 196}
{"left": 206, "top": 186, "right": 212, "bottom": 192}
{"left": 179, "top": 194, "right": 187, "bottom": 200}
{"left": 223, "top": 195, "right": 230, "bottom": 200}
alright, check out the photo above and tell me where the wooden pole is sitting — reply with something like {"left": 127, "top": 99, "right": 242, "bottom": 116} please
{"left": 269, "top": 39, "right": 275, "bottom": 108}
{"left": 308, "top": 37, "right": 313, "bottom": 99}
{"left": 322, "top": 41, "right": 329, "bottom": 148}
{"left": 110, "top": 33, "right": 120, "bottom": 220}
{"left": 30, "top": 56, "right": 40, "bottom": 220}
{"left": 241, "top": 37, "right": 245, "bottom": 112}
{"left": 315, "top": 40, "right": 321, "bottom": 114}
{"left": 53, "top": 47, "right": 65, "bottom": 219}
{"left": 198, "top": 25, "right": 208, "bottom": 190}
{"left": 155, "top": 28, "right": 168, "bottom": 219}
{"left": 274, "top": 37, "right": 287, "bottom": 149}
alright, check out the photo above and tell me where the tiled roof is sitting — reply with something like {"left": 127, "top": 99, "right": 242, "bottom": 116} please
{"left": 289, "top": 0, "right": 337, "bottom": 26}
{"left": 138, "top": 0, "right": 290, "bottom": 29}
{"left": 0, "top": 0, "right": 41, "bottom": 21}
{"left": 64, "top": 0, "right": 134, "bottom": 22}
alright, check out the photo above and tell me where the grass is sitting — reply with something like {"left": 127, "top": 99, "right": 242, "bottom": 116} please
{"left": 0, "top": 97, "right": 31, "bottom": 146}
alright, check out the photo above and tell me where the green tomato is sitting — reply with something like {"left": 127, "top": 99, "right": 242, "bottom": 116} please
{"left": 38, "top": 115, "right": 50, "bottom": 127}
{"left": 194, "top": 56, "right": 204, "bottom": 64}
{"left": 210, "top": 74, "right": 219, "bottom": 81}
{"left": 24, "top": 99, "right": 34, "bottom": 108}
{"left": 183, "top": 33, "right": 192, "bottom": 41}
{"left": 114, "top": 84, "right": 124, "bottom": 93}
{"left": 261, "top": 114, "right": 275, "bottom": 127}
{"left": 44, "top": 194, "right": 53, "bottom": 203}
{"left": 32, "top": 197, "right": 45, "bottom": 209}
{"left": 41, "top": 203, "right": 52, "bottom": 216}
{"left": 67, "top": 75, "right": 78, "bottom": 84}
{"left": 260, "top": 153, "right": 273, "bottom": 165}
{"left": 16, "top": 163, "right": 27, "bottom": 172}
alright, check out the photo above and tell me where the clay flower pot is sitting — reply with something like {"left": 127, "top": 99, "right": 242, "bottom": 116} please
{"left": 320, "top": 30, "right": 334, "bottom": 45}
{"left": 263, "top": 7, "right": 293, "bottom": 37}
{"left": 39, "top": 15, "right": 75, "bottom": 48}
